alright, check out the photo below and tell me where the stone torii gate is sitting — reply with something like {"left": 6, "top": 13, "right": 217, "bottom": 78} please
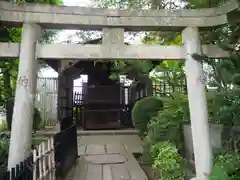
{"left": 0, "top": 0, "right": 239, "bottom": 179}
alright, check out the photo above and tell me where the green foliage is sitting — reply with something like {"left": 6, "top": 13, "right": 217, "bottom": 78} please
{"left": 109, "top": 73, "right": 119, "bottom": 81}
{"left": 0, "top": 120, "right": 8, "bottom": 132}
{"left": 140, "top": 93, "right": 189, "bottom": 176}
{"left": 207, "top": 89, "right": 240, "bottom": 125}
{"left": 150, "top": 141, "right": 185, "bottom": 180}
{"left": 25, "top": 0, "right": 62, "bottom": 5}
{"left": 152, "top": 61, "right": 185, "bottom": 92}
{"left": 0, "top": 137, "right": 9, "bottom": 170}
{"left": 185, "top": 0, "right": 226, "bottom": 9}
{"left": 210, "top": 165, "right": 231, "bottom": 180}
{"left": 110, "top": 60, "right": 154, "bottom": 83}
{"left": 73, "top": 107, "right": 79, "bottom": 123}
{"left": 211, "top": 152, "right": 240, "bottom": 180}
{"left": 147, "top": 93, "right": 189, "bottom": 147}
{"left": 131, "top": 96, "right": 163, "bottom": 137}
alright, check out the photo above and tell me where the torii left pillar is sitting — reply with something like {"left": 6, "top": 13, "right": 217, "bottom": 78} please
{"left": 8, "top": 23, "right": 41, "bottom": 169}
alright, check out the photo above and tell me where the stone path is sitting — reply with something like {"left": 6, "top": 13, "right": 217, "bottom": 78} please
{"left": 65, "top": 135, "right": 148, "bottom": 180}
{"left": 78, "top": 134, "right": 143, "bottom": 154}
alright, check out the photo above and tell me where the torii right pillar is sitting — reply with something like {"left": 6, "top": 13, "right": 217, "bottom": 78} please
{"left": 182, "top": 27, "right": 212, "bottom": 180}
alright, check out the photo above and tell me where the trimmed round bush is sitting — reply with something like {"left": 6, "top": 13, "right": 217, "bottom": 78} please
{"left": 131, "top": 96, "right": 163, "bottom": 137}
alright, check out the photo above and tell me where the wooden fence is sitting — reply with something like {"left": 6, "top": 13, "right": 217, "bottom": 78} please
{"left": 2, "top": 121, "right": 78, "bottom": 180}
{"left": 33, "top": 138, "right": 55, "bottom": 180}
{"left": 35, "top": 77, "right": 58, "bottom": 127}
{"left": 3, "top": 137, "right": 55, "bottom": 180}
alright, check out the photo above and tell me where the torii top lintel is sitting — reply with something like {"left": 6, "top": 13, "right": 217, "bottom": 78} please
{"left": 0, "top": 0, "right": 239, "bottom": 31}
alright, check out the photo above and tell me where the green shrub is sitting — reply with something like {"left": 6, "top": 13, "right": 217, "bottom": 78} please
{"left": 0, "top": 120, "right": 8, "bottom": 132}
{"left": 131, "top": 96, "right": 163, "bottom": 137}
{"left": 211, "top": 152, "right": 240, "bottom": 180}
{"left": 0, "top": 137, "right": 9, "bottom": 170}
{"left": 150, "top": 141, "right": 185, "bottom": 180}
{"left": 207, "top": 89, "right": 240, "bottom": 125}
{"left": 147, "top": 93, "right": 189, "bottom": 149}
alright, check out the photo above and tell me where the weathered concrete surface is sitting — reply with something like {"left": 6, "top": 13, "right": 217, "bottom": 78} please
{"left": 0, "top": 0, "right": 239, "bottom": 30}
{"left": 7, "top": 23, "right": 41, "bottom": 170}
{"left": 102, "top": 28, "right": 124, "bottom": 45}
{"left": 77, "top": 135, "right": 143, "bottom": 154}
{"left": 61, "top": 28, "right": 125, "bottom": 71}
{"left": 65, "top": 140, "right": 147, "bottom": 180}
{"left": 0, "top": 43, "right": 19, "bottom": 58}
{"left": 84, "top": 154, "right": 126, "bottom": 164}
{"left": 0, "top": 43, "right": 230, "bottom": 60}
{"left": 182, "top": 27, "right": 212, "bottom": 180}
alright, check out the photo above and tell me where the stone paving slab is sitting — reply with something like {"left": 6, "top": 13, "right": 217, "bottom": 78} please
{"left": 65, "top": 135, "right": 147, "bottom": 180}
{"left": 85, "top": 154, "right": 126, "bottom": 164}
{"left": 77, "top": 134, "right": 143, "bottom": 154}
{"left": 85, "top": 144, "right": 106, "bottom": 155}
